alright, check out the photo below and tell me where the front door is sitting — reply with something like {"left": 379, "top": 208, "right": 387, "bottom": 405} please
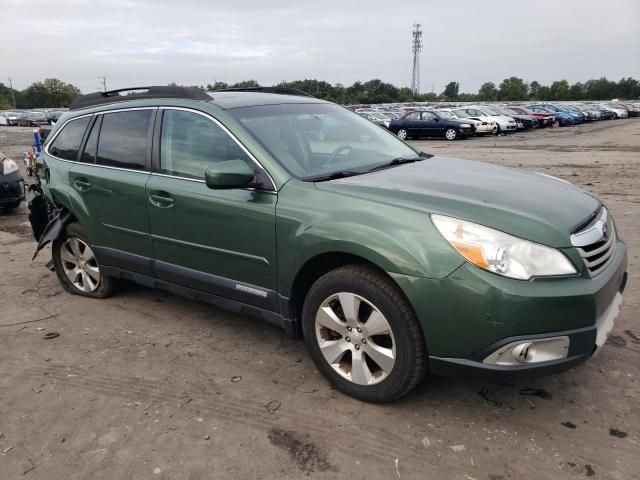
{"left": 419, "top": 111, "right": 441, "bottom": 136}
{"left": 146, "top": 108, "right": 277, "bottom": 309}
{"left": 68, "top": 108, "right": 155, "bottom": 274}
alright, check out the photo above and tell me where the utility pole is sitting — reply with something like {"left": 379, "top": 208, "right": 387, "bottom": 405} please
{"left": 410, "top": 23, "right": 423, "bottom": 96}
{"left": 99, "top": 76, "right": 107, "bottom": 92}
{"left": 8, "top": 77, "right": 17, "bottom": 109}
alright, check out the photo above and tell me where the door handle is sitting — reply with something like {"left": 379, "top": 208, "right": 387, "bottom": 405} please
{"left": 73, "top": 178, "right": 91, "bottom": 192}
{"left": 149, "top": 192, "right": 175, "bottom": 208}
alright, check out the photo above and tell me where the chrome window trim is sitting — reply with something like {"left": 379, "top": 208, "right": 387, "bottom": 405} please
{"left": 158, "top": 106, "right": 277, "bottom": 191}
{"left": 43, "top": 105, "right": 278, "bottom": 191}
{"left": 44, "top": 107, "right": 158, "bottom": 172}
{"left": 148, "top": 172, "right": 276, "bottom": 195}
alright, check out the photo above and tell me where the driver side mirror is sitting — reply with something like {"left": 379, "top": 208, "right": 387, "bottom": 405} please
{"left": 204, "top": 160, "right": 255, "bottom": 189}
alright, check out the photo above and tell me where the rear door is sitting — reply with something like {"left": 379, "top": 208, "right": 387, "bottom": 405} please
{"left": 403, "top": 112, "right": 423, "bottom": 136}
{"left": 146, "top": 107, "right": 277, "bottom": 307}
{"left": 69, "top": 108, "right": 155, "bottom": 274}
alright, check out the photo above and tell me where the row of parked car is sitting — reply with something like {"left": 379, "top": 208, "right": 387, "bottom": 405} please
{"left": 0, "top": 109, "right": 65, "bottom": 127}
{"left": 349, "top": 101, "right": 639, "bottom": 140}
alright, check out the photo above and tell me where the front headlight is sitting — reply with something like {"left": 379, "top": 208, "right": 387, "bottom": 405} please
{"left": 431, "top": 215, "right": 577, "bottom": 280}
{"left": 460, "top": 123, "right": 471, "bottom": 128}
{"left": 2, "top": 159, "right": 18, "bottom": 175}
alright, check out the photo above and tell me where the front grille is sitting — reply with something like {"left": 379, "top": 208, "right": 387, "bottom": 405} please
{"left": 571, "top": 207, "right": 616, "bottom": 277}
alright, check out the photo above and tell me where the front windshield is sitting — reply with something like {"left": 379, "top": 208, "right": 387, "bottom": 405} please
{"left": 480, "top": 107, "right": 500, "bottom": 116}
{"left": 229, "top": 103, "right": 420, "bottom": 180}
{"left": 452, "top": 109, "right": 470, "bottom": 118}
{"left": 435, "top": 111, "right": 455, "bottom": 119}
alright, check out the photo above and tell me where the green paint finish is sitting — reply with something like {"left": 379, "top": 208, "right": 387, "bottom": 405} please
{"left": 41, "top": 92, "right": 627, "bottom": 363}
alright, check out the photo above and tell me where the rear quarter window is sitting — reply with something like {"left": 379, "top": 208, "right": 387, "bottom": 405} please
{"left": 48, "top": 116, "right": 91, "bottom": 161}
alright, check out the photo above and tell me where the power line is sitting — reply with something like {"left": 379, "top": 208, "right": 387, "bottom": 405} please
{"left": 411, "top": 23, "right": 423, "bottom": 96}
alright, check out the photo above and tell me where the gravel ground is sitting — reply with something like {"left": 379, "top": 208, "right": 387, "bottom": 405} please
{"left": 0, "top": 120, "right": 638, "bottom": 480}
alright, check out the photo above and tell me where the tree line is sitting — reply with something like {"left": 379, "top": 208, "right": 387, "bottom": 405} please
{"left": 2, "top": 76, "right": 638, "bottom": 110}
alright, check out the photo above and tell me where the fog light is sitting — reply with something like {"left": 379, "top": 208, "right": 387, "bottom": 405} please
{"left": 483, "top": 336, "right": 569, "bottom": 366}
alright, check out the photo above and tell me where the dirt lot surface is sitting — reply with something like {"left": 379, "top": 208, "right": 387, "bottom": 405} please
{"left": 1, "top": 121, "right": 639, "bottom": 480}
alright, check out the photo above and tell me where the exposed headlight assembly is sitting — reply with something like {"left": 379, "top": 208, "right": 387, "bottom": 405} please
{"left": 432, "top": 215, "right": 577, "bottom": 280}
{"left": 2, "top": 158, "right": 18, "bottom": 175}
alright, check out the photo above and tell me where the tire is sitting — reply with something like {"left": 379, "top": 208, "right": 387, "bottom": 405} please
{"left": 444, "top": 128, "right": 458, "bottom": 140}
{"left": 396, "top": 129, "right": 409, "bottom": 140}
{"left": 301, "top": 265, "right": 427, "bottom": 403}
{"left": 52, "top": 222, "right": 115, "bottom": 298}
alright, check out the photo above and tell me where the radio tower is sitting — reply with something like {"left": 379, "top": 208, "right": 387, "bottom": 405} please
{"left": 411, "top": 23, "right": 423, "bottom": 96}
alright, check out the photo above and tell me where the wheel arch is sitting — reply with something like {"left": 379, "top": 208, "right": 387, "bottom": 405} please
{"left": 287, "top": 251, "right": 414, "bottom": 332}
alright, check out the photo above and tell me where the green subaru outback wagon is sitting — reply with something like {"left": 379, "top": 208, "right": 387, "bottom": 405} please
{"left": 30, "top": 86, "right": 627, "bottom": 402}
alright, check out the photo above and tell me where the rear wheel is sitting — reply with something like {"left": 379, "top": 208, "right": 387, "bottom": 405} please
{"left": 444, "top": 128, "right": 458, "bottom": 140}
{"left": 396, "top": 129, "right": 409, "bottom": 140}
{"left": 52, "top": 222, "right": 115, "bottom": 298}
{"left": 302, "top": 265, "right": 427, "bottom": 403}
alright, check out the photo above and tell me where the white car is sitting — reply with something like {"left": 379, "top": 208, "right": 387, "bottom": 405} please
{"left": 456, "top": 106, "right": 518, "bottom": 133}
{"left": 435, "top": 108, "right": 498, "bottom": 135}
{"left": 0, "top": 112, "right": 20, "bottom": 126}
{"left": 594, "top": 104, "right": 628, "bottom": 118}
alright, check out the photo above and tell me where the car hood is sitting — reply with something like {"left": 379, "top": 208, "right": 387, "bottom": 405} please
{"left": 316, "top": 156, "right": 600, "bottom": 248}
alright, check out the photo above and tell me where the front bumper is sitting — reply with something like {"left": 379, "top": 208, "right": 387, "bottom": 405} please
{"left": 392, "top": 240, "right": 628, "bottom": 379}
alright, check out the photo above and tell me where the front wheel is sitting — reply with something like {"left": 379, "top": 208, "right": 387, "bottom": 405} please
{"left": 396, "top": 129, "right": 409, "bottom": 140}
{"left": 302, "top": 265, "right": 427, "bottom": 403}
{"left": 444, "top": 128, "right": 458, "bottom": 140}
{"left": 52, "top": 222, "right": 116, "bottom": 298}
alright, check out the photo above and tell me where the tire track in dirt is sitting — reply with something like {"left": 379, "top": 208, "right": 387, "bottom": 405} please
{"left": 1, "top": 361, "right": 443, "bottom": 471}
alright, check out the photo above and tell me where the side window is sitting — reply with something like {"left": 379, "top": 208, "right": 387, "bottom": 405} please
{"left": 160, "top": 109, "right": 252, "bottom": 180}
{"left": 97, "top": 110, "right": 152, "bottom": 170}
{"left": 48, "top": 116, "right": 91, "bottom": 161}
{"left": 407, "top": 112, "right": 420, "bottom": 121}
{"left": 80, "top": 116, "right": 101, "bottom": 164}
{"left": 421, "top": 112, "right": 436, "bottom": 120}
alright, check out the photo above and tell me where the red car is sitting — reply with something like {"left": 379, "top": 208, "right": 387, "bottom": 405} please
{"left": 507, "top": 106, "right": 556, "bottom": 127}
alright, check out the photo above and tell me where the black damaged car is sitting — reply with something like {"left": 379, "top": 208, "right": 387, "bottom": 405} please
{"left": 0, "top": 152, "right": 25, "bottom": 212}
{"left": 388, "top": 110, "right": 475, "bottom": 140}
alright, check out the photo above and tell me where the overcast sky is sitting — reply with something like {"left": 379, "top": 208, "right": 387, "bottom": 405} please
{"left": 3, "top": 0, "right": 639, "bottom": 93}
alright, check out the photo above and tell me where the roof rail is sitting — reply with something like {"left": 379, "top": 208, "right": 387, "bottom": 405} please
{"left": 213, "top": 86, "right": 315, "bottom": 98}
{"left": 69, "top": 86, "right": 211, "bottom": 110}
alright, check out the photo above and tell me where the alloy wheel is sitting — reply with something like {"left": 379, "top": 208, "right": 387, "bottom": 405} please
{"left": 397, "top": 129, "right": 408, "bottom": 140}
{"left": 60, "top": 237, "right": 101, "bottom": 292}
{"left": 314, "top": 292, "right": 396, "bottom": 386}
{"left": 445, "top": 128, "right": 457, "bottom": 140}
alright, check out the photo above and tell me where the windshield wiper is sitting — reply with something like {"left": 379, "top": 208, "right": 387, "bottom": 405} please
{"left": 305, "top": 170, "right": 364, "bottom": 182}
{"left": 366, "top": 156, "right": 424, "bottom": 173}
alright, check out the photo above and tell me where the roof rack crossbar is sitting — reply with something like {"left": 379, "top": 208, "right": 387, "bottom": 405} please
{"left": 213, "top": 87, "right": 315, "bottom": 98}
{"left": 69, "top": 86, "right": 211, "bottom": 110}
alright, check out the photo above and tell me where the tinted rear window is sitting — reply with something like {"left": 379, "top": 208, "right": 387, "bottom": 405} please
{"left": 97, "top": 110, "right": 152, "bottom": 170}
{"left": 48, "top": 116, "right": 91, "bottom": 161}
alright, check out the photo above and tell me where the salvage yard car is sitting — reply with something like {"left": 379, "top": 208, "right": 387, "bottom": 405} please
{"left": 30, "top": 86, "right": 628, "bottom": 402}
{"left": 433, "top": 108, "right": 497, "bottom": 135}
{"left": 0, "top": 151, "right": 25, "bottom": 212}
{"left": 455, "top": 106, "right": 518, "bottom": 133}
{"left": 388, "top": 110, "right": 474, "bottom": 140}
